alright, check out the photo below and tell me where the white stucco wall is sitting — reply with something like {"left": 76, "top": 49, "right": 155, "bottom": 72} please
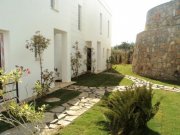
{"left": 0, "top": 0, "right": 111, "bottom": 100}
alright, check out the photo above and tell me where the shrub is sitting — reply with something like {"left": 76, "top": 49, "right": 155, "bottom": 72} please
{"left": 103, "top": 86, "right": 160, "bottom": 135}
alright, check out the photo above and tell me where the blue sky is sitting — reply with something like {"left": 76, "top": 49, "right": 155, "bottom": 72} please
{"left": 105, "top": 0, "right": 171, "bottom": 46}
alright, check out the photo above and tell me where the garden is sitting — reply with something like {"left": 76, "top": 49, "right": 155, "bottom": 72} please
{"left": 58, "top": 65, "right": 180, "bottom": 135}
{"left": 0, "top": 32, "right": 179, "bottom": 135}
{"left": 0, "top": 64, "right": 180, "bottom": 135}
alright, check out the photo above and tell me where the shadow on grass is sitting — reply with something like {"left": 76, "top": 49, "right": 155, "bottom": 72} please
{"left": 96, "top": 120, "right": 160, "bottom": 135}
{"left": 72, "top": 69, "right": 125, "bottom": 87}
{"left": 35, "top": 89, "right": 81, "bottom": 111}
{"left": 145, "top": 75, "right": 180, "bottom": 87}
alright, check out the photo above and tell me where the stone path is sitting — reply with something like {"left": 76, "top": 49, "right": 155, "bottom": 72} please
{"left": 41, "top": 85, "right": 115, "bottom": 135}
{"left": 125, "top": 75, "right": 180, "bottom": 92}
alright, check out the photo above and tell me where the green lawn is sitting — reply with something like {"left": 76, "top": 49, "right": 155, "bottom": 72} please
{"left": 58, "top": 90, "right": 180, "bottom": 135}
{"left": 113, "top": 64, "right": 180, "bottom": 87}
{"left": 73, "top": 72, "right": 133, "bottom": 87}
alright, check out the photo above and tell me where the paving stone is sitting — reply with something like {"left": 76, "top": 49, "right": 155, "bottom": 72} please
{"left": 57, "top": 113, "right": 67, "bottom": 120}
{"left": 45, "top": 97, "right": 61, "bottom": 103}
{"left": 49, "top": 123, "right": 57, "bottom": 129}
{"left": 66, "top": 110, "right": 82, "bottom": 116}
{"left": 81, "top": 98, "right": 89, "bottom": 103}
{"left": 57, "top": 120, "right": 71, "bottom": 126}
{"left": 91, "top": 98, "right": 100, "bottom": 103}
{"left": 67, "top": 98, "right": 80, "bottom": 105}
{"left": 62, "top": 103, "right": 70, "bottom": 108}
{"left": 95, "top": 90, "right": 105, "bottom": 95}
{"left": 79, "top": 92, "right": 89, "bottom": 98}
{"left": 69, "top": 105, "right": 82, "bottom": 110}
{"left": 50, "top": 119, "right": 58, "bottom": 124}
{"left": 64, "top": 115, "right": 78, "bottom": 122}
{"left": 43, "top": 112, "right": 56, "bottom": 123}
{"left": 50, "top": 106, "right": 65, "bottom": 113}
{"left": 89, "top": 93, "right": 96, "bottom": 98}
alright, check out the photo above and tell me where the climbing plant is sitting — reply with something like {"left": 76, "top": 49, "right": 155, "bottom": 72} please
{"left": 71, "top": 41, "right": 82, "bottom": 78}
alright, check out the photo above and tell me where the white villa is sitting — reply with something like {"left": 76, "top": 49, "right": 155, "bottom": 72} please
{"left": 0, "top": 0, "right": 111, "bottom": 100}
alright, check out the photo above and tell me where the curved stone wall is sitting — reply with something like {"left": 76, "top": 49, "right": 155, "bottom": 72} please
{"left": 132, "top": 0, "right": 180, "bottom": 81}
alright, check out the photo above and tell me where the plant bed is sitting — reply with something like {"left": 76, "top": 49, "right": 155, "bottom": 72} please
{"left": 0, "top": 89, "right": 81, "bottom": 133}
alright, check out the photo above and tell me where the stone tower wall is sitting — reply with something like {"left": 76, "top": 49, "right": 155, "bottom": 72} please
{"left": 132, "top": 0, "right": 180, "bottom": 81}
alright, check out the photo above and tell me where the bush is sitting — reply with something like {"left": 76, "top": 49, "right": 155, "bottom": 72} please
{"left": 103, "top": 86, "right": 160, "bottom": 135}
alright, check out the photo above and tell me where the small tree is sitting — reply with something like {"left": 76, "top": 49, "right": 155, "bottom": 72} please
{"left": 71, "top": 41, "right": 82, "bottom": 78}
{"left": 26, "top": 32, "right": 54, "bottom": 96}
{"left": 26, "top": 31, "right": 50, "bottom": 85}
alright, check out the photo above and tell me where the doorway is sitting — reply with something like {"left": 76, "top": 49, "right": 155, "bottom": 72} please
{"left": 87, "top": 48, "right": 92, "bottom": 71}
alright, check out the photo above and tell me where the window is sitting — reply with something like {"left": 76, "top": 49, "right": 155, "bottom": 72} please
{"left": 100, "top": 13, "right": 102, "bottom": 35}
{"left": 78, "top": 5, "right": 82, "bottom": 30}
{"left": 107, "top": 20, "right": 110, "bottom": 37}
{"left": 51, "top": 0, "right": 59, "bottom": 11}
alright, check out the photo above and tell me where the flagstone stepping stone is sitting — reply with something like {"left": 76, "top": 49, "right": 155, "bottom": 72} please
{"left": 91, "top": 98, "right": 100, "bottom": 103}
{"left": 57, "top": 113, "right": 67, "bottom": 120}
{"left": 57, "top": 120, "right": 71, "bottom": 126}
{"left": 64, "top": 115, "right": 78, "bottom": 122}
{"left": 69, "top": 105, "right": 82, "bottom": 110}
{"left": 45, "top": 97, "right": 60, "bottom": 103}
{"left": 66, "top": 110, "right": 81, "bottom": 116}
{"left": 81, "top": 98, "right": 89, "bottom": 103}
{"left": 89, "top": 93, "right": 96, "bottom": 98}
{"left": 50, "top": 106, "right": 65, "bottom": 113}
{"left": 95, "top": 90, "right": 105, "bottom": 95}
{"left": 67, "top": 98, "right": 80, "bottom": 105}
{"left": 49, "top": 124, "right": 57, "bottom": 129}
{"left": 62, "top": 103, "right": 70, "bottom": 108}
{"left": 43, "top": 112, "right": 56, "bottom": 123}
{"left": 79, "top": 92, "right": 89, "bottom": 98}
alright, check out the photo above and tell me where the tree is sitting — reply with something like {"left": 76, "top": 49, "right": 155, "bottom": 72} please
{"left": 26, "top": 32, "right": 54, "bottom": 96}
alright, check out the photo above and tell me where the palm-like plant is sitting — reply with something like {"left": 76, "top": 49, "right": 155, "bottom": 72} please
{"left": 103, "top": 86, "right": 160, "bottom": 135}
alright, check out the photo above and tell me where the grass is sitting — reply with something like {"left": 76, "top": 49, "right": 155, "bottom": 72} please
{"left": 57, "top": 101, "right": 109, "bottom": 135}
{"left": 73, "top": 72, "right": 133, "bottom": 87}
{"left": 148, "top": 90, "right": 180, "bottom": 135}
{"left": 58, "top": 90, "right": 180, "bottom": 135}
{"left": 113, "top": 64, "right": 180, "bottom": 87}
{"left": 0, "top": 89, "right": 81, "bottom": 133}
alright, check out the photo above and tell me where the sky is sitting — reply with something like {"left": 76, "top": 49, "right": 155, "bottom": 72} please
{"left": 105, "top": 0, "right": 171, "bottom": 46}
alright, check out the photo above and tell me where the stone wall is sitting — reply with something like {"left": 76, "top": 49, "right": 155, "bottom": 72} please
{"left": 132, "top": 0, "right": 180, "bottom": 81}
